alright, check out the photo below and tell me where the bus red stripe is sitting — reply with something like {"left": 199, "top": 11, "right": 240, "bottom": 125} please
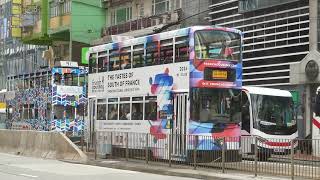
{"left": 265, "top": 141, "right": 291, "bottom": 147}
{"left": 313, "top": 118, "right": 320, "bottom": 129}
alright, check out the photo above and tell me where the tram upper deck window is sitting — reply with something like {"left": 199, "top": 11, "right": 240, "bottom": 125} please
{"left": 160, "top": 39, "right": 173, "bottom": 64}
{"left": 146, "top": 42, "right": 160, "bottom": 66}
{"left": 109, "top": 49, "right": 120, "bottom": 71}
{"left": 64, "top": 73, "right": 78, "bottom": 86}
{"left": 120, "top": 47, "right": 131, "bottom": 70}
{"left": 133, "top": 45, "right": 144, "bottom": 68}
{"left": 175, "top": 36, "right": 189, "bottom": 62}
{"left": 194, "top": 30, "right": 241, "bottom": 61}
{"left": 89, "top": 53, "right": 97, "bottom": 73}
{"left": 79, "top": 75, "right": 86, "bottom": 86}
{"left": 98, "top": 56, "right": 108, "bottom": 72}
{"left": 64, "top": 74, "right": 71, "bottom": 86}
{"left": 54, "top": 73, "right": 62, "bottom": 85}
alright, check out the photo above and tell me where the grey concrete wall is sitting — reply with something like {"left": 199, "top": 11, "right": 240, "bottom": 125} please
{"left": 0, "top": 130, "right": 87, "bottom": 162}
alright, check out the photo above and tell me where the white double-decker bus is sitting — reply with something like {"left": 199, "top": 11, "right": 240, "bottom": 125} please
{"left": 87, "top": 26, "right": 243, "bottom": 162}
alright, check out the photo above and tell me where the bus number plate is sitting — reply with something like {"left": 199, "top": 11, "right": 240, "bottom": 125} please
{"left": 212, "top": 70, "right": 227, "bottom": 80}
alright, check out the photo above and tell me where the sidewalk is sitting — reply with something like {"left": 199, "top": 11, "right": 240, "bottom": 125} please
{"left": 64, "top": 152, "right": 292, "bottom": 180}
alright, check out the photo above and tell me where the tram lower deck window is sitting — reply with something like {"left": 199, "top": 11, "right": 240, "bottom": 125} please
{"left": 97, "top": 104, "right": 106, "bottom": 120}
{"left": 119, "top": 103, "right": 130, "bottom": 120}
{"left": 108, "top": 104, "right": 118, "bottom": 120}
{"left": 145, "top": 96, "right": 157, "bottom": 121}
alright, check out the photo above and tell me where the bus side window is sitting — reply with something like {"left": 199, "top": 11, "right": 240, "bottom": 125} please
{"left": 133, "top": 45, "right": 144, "bottom": 68}
{"left": 241, "top": 92, "right": 250, "bottom": 133}
{"left": 175, "top": 36, "right": 189, "bottom": 62}
{"left": 160, "top": 39, "right": 173, "bottom": 64}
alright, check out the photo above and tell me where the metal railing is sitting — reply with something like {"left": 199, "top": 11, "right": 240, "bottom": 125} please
{"left": 101, "top": 10, "right": 181, "bottom": 37}
{"left": 93, "top": 131, "right": 320, "bottom": 179}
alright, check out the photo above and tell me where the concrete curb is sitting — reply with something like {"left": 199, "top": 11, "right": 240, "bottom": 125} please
{"left": 62, "top": 159, "right": 290, "bottom": 180}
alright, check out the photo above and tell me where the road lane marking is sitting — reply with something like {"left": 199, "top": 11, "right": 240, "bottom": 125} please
{"left": 19, "top": 173, "right": 38, "bottom": 178}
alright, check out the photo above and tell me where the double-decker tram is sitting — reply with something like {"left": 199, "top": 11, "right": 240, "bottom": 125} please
{"left": 87, "top": 26, "right": 243, "bottom": 162}
{"left": 6, "top": 61, "right": 87, "bottom": 136}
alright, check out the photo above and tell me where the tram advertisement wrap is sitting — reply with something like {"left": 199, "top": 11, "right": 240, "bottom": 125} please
{"left": 88, "top": 62, "right": 189, "bottom": 98}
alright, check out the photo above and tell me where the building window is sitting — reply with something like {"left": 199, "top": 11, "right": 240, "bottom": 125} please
{"left": 152, "top": 0, "right": 170, "bottom": 15}
{"left": 50, "top": 2, "right": 59, "bottom": 18}
{"left": 139, "top": 3, "right": 144, "bottom": 17}
{"left": 61, "top": 0, "right": 71, "bottom": 15}
{"left": 111, "top": 7, "right": 132, "bottom": 25}
{"left": 49, "top": 0, "right": 70, "bottom": 18}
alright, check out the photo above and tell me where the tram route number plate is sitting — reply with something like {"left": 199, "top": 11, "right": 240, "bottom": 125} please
{"left": 212, "top": 70, "right": 228, "bottom": 80}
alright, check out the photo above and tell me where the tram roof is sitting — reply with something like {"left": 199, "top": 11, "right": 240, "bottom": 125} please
{"left": 89, "top": 26, "right": 242, "bottom": 53}
{"left": 243, "top": 86, "right": 292, "bottom": 97}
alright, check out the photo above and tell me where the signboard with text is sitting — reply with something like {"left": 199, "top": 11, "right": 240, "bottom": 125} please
{"left": 88, "top": 62, "right": 189, "bottom": 98}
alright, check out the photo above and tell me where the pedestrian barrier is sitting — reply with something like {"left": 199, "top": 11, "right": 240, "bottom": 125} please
{"left": 95, "top": 131, "right": 320, "bottom": 179}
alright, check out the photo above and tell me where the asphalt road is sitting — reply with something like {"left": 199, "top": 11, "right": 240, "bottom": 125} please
{"left": 0, "top": 153, "right": 199, "bottom": 180}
